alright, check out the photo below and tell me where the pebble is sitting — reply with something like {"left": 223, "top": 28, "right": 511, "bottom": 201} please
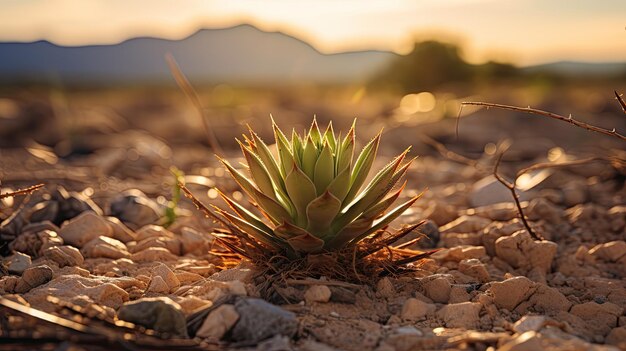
{"left": 147, "top": 276, "right": 170, "bottom": 294}
{"left": 9, "top": 229, "right": 63, "bottom": 257}
{"left": 231, "top": 298, "right": 298, "bottom": 344}
{"left": 570, "top": 301, "right": 622, "bottom": 336}
{"left": 494, "top": 230, "right": 558, "bottom": 273}
{"left": 497, "top": 331, "right": 543, "bottom": 351}
{"left": 588, "top": 241, "right": 626, "bottom": 262}
{"left": 105, "top": 216, "right": 136, "bottom": 243}
{"left": 605, "top": 326, "right": 626, "bottom": 346}
{"left": 81, "top": 236, "right": 130, "bottom": 259}
{"left": 437, "top": 302, "right": 482, "bottom": 329}
{"left": 421, "top": 275, "right": 452, "bottom": 303}
{"left": 400, "top": 298, "right": 435, "bottom": 321}
{"left": 43, "top": 245, "right": 85, "bottom": 267}
{"left": 117, "top": 297, "right": 188, "bottom": 338}
{"left": 304, "top": 285, "right": 331, "bottom": 304}
{"left": 459, "top": 259, "right": 491, "bottom": 283}
{"left": 131, "top": 247, "right": 178, "bottom": 262}
{"left": 5, "top": 252, "right": 31, "bottom": 274}
{"left": 18, "top": 265, "right": 53, "bottom": 292}
{"left": 59, "top": 211, "right": 113, "bottom": 247}
{"left": 196, "top": 304, "right": 240, "bottom": 340}
{"left": 376, "top": 277, "right": 396, "bottom": 299}
{"left": 152, "top": 263, "right": 180, "bottom": 292}
{"left": 109, "top": 190, "right": 161, "bottom": 230}
{"left": 488, "top": 276, "right": 535, "bottom": 311}
{"left": 180, "top": 226, "right": 212, "bottom": 255}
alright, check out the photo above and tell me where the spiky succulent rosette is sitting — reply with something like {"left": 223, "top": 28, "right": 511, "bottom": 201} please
{"left": 215, "top": 118, "right": 420, "bottom": 257}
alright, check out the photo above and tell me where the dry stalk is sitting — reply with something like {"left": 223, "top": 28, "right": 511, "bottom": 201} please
{"left": 165, "top": 53, "right": 224, "bottom": 155}
{"left": 0, "top": 183, "right": 44, "bottom": 200}
{"left": 615, "top": 90, "right": 626, "bottom": 114}
{"left": 492, "top": 152, "right": 544, "bottom": 241}
{"left": 459, "top": 101, "right": 626, "bottom": 141}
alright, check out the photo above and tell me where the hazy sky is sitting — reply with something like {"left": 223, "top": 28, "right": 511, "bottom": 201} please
{"left": 1, "top": 0, "right": 625, "bottom": 65}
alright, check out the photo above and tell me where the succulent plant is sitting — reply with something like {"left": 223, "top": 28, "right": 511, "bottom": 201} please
{"left": 215, "top": 118, "right": 420, "bottom": 257}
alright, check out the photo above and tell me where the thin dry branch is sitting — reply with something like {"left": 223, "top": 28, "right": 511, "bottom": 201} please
{"left": 615, "top": 90, "right": 626, "bottom": 114}
{"left": 0, "top": 183, "right": 44, "bottom": 200}
{"left": 420, "top": 135, "right": 478, "bottom": 167}
{"left": 493, "top": 152, "right": 544, "bottom": 241}
{"left": 165, "top": 53, "right": 224, "bottom": 155}
{"left": 460, "top": 101, "right": 626, "bottom": 141}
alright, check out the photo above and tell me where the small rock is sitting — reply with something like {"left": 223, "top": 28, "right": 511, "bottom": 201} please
{"left": 376, "top": 277, "right": 395, "bottom": 299}
{"left": 151, "top": 263, "right": 180, "bottom": 292}
{"left": 304, "top": 285, "right": 331, "bottom": 304}
{"left": 400, "top": 298, "right": 435, "bottom": 321}
{"left": 9, "top": 229, "right": 63, "bottom": 257}
{"left": 105, "top": 216, "right": 136, "bottom": 243}
{"left": 59, "top": 211, "right": 112, "bottom": 247}
{"left": 495, "top": 230, "right": 557, "bottom": 273}
{"left": 459, "top": 259, "right": 490, "bottom": 283}
{"left": 17, "top": 265, "right": 53, "bottom": 292}
{"left": 525, "top": 284, "right": 572, "bottom": 313}
{"left": 210, "top": 262, "right": 257, "bottom": 283}
{"left": 109, "top": 190, "right": 161, "bottom": 230}
{"left": 605, "top": 326, "right": 626, "bottom": 346}
{"left": 589, "top": 241, "right": 626, "bottom": 262}
{"left": 571, "top": 301, "right": 621, "bottom": 336}
{"left": 131, "top": 247, "right": 178, "bottom": 262}
{"left": 526, "top": 198, "right": 562, "bottom": 224}
{"left": 5, "top": 252, "right": 31, "bottom": 274}
{"left": 489, "top": 276, "right": 535, "bottom": 311}
{"left": 180, "top": 227, "right": 212, "bottom": 255}
{"left": 147, "top": 276, "right": 170, "bottom": 294}
{"left": 437, "top": 302, "right": 482, "bottom": 329}
{"left": 231, "top": 298, "right": 298, "bottom": 344}
{"left": 196, "top": 304, "right": 240, "bottom": 340}
{"left": 43, "top": 245, "right": 84, "bottom": 267}
{"left": 422, "top": 275, "right": 452, "bottom": 303}
{"left": 117, "top": 297, "right": 188, "bottom": 338}
{"left": 81, "top": 236, "right": 130, "bottom": 259}
{"left": 329, "top": 287, "right": 357, "bottom": 304}
{"left": 512, "top": 315, "right": 546, "bottom": 333}
{"left": 131, "top": 236, "right": 182, "bottom": 255}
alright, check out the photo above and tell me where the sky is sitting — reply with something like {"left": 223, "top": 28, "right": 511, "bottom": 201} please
{"left": 1, "top": 0, "right": 625, "bottom": 65}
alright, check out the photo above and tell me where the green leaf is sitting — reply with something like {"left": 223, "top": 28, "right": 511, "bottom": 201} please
{"left": 327, "top": 165, "right": 351, "bottom": 203}
{"left": 325, "top": 217, "right": 373, "bottom": 250}
{"left": 336, "top": 122, "right": 355, "bottom": 175}
{"left": 285, "top": 163, "right": 317, "bottom": 227}
{"left": 250, "top": 188, "right": 294, "bottom": 226}
{"left": 360, "top": 181, "right": 407, "bottom": 220}
{"left": 217, "top": 189, "right": 274, "bottom": 234}
{"left": 247, "top": 127, "right": 285, "bottom": 188}
{"left": 301, "top": 136, "right": 318, "bottom": 178}
{"left": 273, "top": 220, "right": 312, "bottom": 240}
{"left": 238, "top": 139, "right": 276, "bottom": 201}
{"left": 309, "top": 116, "right": 322, "bottom": 146}
{"left": 322, "top": 121, "right": 336, "bottom": 151}
{"left": 274, "top": 125, "right": 295, "bottom": 178}
{"left": 313, "top": 142, "right": 335, "bottom": 194}
{"left": 215, "top": 207, "right": 283, "bottom": 249}
{"left": 343, "top": 130, "right": 381, "bottom": 205}
{"left": 306, "top": 190, "right": 341, "bottom": 236}
{"left": 347, "top": 194, "right": 421, "bottom": 246}
{"left": 218, "top": 156, "right": 259, "bottom": 200}
{"left": 291, "top": 129, "right": 304, "bottom": 167}
{"left": 287, "top": 232, "right": 325, "bottom": 253}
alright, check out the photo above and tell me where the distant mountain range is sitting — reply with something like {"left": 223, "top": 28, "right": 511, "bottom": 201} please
{"left": 0, "top": 24, "right": 396, "bottom": 84}
{"left": 0, "top": 24, "right": 624, "bottom": 85}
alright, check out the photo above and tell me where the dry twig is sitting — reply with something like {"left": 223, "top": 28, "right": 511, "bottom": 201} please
{"left": 615, "top": 90, "right": 626, "bottom": 114}
{"left": 460, "top": 101, "right": 626, "bottom": 141}
{"left": 166, "top": 53, "right": 224, "bottom": 155}
{"left": 493, "top": 152, "right": 544, "bottom": 241}
{"left": 0, "top": 183, "right": 44, "bottom": 200}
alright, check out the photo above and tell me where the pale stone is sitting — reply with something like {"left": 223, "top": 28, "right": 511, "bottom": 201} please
{"left": 5, "top": 252, "right": 31, "bottom": 274}
{"left": 495, "top": 231, "right": 557, "bottom": 273}
{"left": 589, "top": 241, "right": 626, "bottom": 262}
{"left": 43, "top": 245, "right": 84, "bottom": 267}
{"left": 489, "top": 276, "right": 535, "bottom": 311}
{"left": 524, "top": 284, "right": 572, "bottom": 313}
{"left": 376, "top": 277, "right": 395, "bottom": 299}
{"left": 459, "top": 259, "right": 491, "bottom": 283}
{"left": 498, "top": 331, "right": 543, "bottom": 351}
{"left": 304, "top": 285, "right": 331, "bottom": 304}
{"left": 400, "top": 298, "right": 435, "bottom": 321}
{"left": 512, "top": 315, "right": 546, "bottom": 333}
{"left": 196, "top": 304, "right": 240, "bottom": 340}
{"left": 180, "top": 226, "right": 212, "bottom": 255}
{"left": 81, "top": 236, "right": 130, "bottom": 259}
{"left": 131, "top": 247, "right": 178, "bottom": 262}
{"left": 59, "top": 211, "right": 112, "bottom": 247}
{"left": 147, "top": 276, "right": 170, "bottom": 293}
{"left": 606, "top": 327, "right": 626, "bottom": 346}
{"left": 152, "top": 263, "right": 180, "bottom": 292}
{"left": 117, "top": 297, "right": 187, "bottom": 338}
{"left": 105, "top": 216, "right": 136, "bottom": 243}
{"left": 422, "top": 275, "right": 452, "bottom": 303}
{"left": 18, "top": 265, "right": 53, "bottom": 292}
{"left": 571, "top": 301, "right": 621, "bottom": 336}
{"left": 437, "top": 302, "right": 482, "bottom": 329}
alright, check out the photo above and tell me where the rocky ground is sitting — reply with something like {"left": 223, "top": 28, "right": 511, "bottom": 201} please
{"left": 0, "top": 88, "right": 625, "bottom": 350}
